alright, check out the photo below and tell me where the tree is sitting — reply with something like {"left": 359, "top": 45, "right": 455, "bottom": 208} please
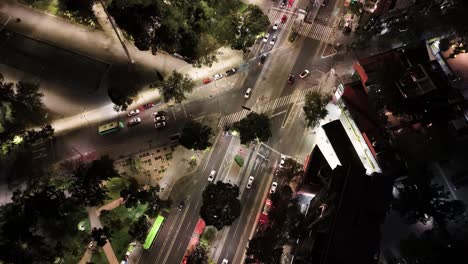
{"left": 201, "top": 226, "right": 217, "bottom": 244}
{"left": 91, "top": 227, "right": 111, "bottom": 247}
{"left": 393, "top": 183, "right": 466, "bottom": 228}
{"left": 193, "top": 33, "right": 219, "bottom": 67}
{"left": 233, "top": 112, "right": 271, "bottom": 144}
{"left": 186, "top": 244, "right": 210, "bottom": 264}
{"left": 128, "top": 216, "right": 150, "bottom": 244}
{"left": 151, "top": 71, "right": 194, "bottom": 103}
{"left": 179, "top": 120, "right": 212, "bottom": 150}
{"left": 349, "top": 1, "right": 363, "bottom": 15}
{"left": 59, "top": 0, "right": 94, "bottom": 14}
{"left": 302, "top": 92, "right": 330, "bottom": 128}
{"left": 200, "top": 181, "right": 241, "bottom": 230}
{"left": 276, "top": 158, "right": 304, "bottom": 183}
{"left": 69, "top": 156, "right": 119, "bottom": 207}
{"left": 120, "top": 178, "right": 145, "bottom": 208}
{"left": 144, "top": 185, "right": 169, "bottom": 217}
{"left": 245, "top": 227, "right": 283, "bottom": 264}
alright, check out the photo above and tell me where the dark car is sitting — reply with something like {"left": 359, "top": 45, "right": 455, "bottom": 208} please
{"left": 225, "top": 68, "right": 237, "bottom": 76}
{"left": 177, "top": 200, "right": 186, "bottom": 211}
{"left": 142, "top": 103, "right": 154, "bottom": 110}
{"left": 287, "top": 74, "right": 294, "bottom": 84}
{"left": 154, "top": 121, "right": 166, "bottom": 129}
{"left": 259, "top": 54, "right": 267, "bottom": 64}
{"left": 153, "top": 111, "right": 167, "bottom": 117}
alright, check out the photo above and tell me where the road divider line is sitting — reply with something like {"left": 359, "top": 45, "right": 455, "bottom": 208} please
{"left": 271, "top": 110, "right": 287, "bottom": 118}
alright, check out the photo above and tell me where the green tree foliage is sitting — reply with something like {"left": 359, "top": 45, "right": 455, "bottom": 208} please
{"left": 302, "top": 91, "right": 330, "bottom": 128}
{"left": 179, "top": 120, "right": 212, "bottom": 151}
{"left": 393, "top": 183, "right": 465, "bottom": 228}
{"left": 233, "top": 112, "right": 271, "bottom": 144}
{"left": 120, "top": 178, "right": 145, "bottom": 208}
{"left": 348, "top": 1, "right": 363, "bottom": 15}
{"left": 69, "top": 156, "right": 119, "bottom": 207}
{"left": 144, "top": 185, "right": 168, "bottom": 217}
{"left": 128, "top": 215, "right": 150, "bottom": 244}
{"left": 200, "top": 181, "right": 241, "bottom": 230}
{"left": 0, "top": 74, "right": 52, "bottom": 154}
{"left": 245, "top": 227, "right": 283, "bottom": 264}
{"left": 186, "top": 244, "right": 210, "bottom": 264}
{"left": 59, "top": 0, "right": 94, "bottom": 13}
{"left": 201, "top": 226, "right": 217, "bottom": 244}
{"left": 151, "top": 70, "right": 194, "bottom": 103}
{"left": 91, "top": 227, "right": 111, "bottom": 247}
{"left": 276, "top": 158, "right": 304, "bottom": 183}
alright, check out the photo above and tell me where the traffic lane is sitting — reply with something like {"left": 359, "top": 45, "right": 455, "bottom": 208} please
{"left": 52, "top": 104, "right": 186, "bottom": 162}
{"left": 220, "top": 158, "right": 276, "bottom": 264}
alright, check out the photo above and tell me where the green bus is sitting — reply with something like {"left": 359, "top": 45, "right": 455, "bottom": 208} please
{"left": 143, "top": 215, "right": 166, "bottom": 250}
{"left": 98, "top": 121, "right": 124, "bottom": 135}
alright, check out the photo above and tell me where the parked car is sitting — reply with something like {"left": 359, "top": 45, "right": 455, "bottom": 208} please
{"left": 288, "top": 0, "right": 294, "bottom": 8}
{"left": 142, "top": 103, "right": 154, "bottom": 110}
{"left": 153, "top": 110, "right": 167, "bottom": 117}
{"left": 225, "top": 68, "right": 237, "bottom": 76}
{"left": 202, "top": 78, "right": 212, "bottom": 84}
{"left": 272, "top": 21, "right": 279, "bottom": 30}
{"left": 127, "top": 109, "right": 140, "bottom": 117}
{"left": 263, "top": 33, "right": 270, "bottom": 43}
{"left": 128, "top": 117, "right": 141, "bottom": 126}
{"left": 288, "top": 74, "right": 295, "bottom": 84}
{"left": 279, "top": 154, "right": 286, "bottom": 168}
{"left": 208, "top": 170, "right": 216, "bottom": 182}
{"left": 246, "top": 176, "right": 254, "bottom": 189}
{"left": 222, "top": 259, "right": 229, "bottom": 264}
{"left": 299, "top": 69, "right": 310, "bottom": 78}
{"left": 154, "top": 116, "right": 166, "bottom": 122}
{"left": 154, "top": 121, "right": 166, "bottom": 128}
{"left": 213, "top": 73, "right": 224, "bottom": 80}
{"left": 270, "top": 182, "right": 278, "bottom": 193}
{"left": 280, "top": 2, "right": 285, "bottom": 8}
{"left": 260, "top": 54, "right": 267, "bottom": 64}
{"left": 244, "top": 88, "right": 252, "bottom": 99}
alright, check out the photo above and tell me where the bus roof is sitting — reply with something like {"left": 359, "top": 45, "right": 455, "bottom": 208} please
{"left": 143, "top": 215, "right": 165, "bottom": 249}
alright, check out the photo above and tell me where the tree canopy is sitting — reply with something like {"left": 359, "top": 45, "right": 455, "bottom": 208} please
{"left": 128, "top": 215, "right": 150, "bottom": 244}
{"left": 186, "top": 244, "right": 210, "bottom": 264}
{"left": 69, "top": 155, "right": 119, "bottom": 207}
{"left": 200, "top": 181, "right": 241, "bottom": 230}
{"left": 233, "top": 112, "right": 272, "bottom": 144}
{"left": 179, "top": 120, "right": 212, "bottom": 151}
{"left": 302, "top": 91, "right": 330, "bottom": 128}
{"left": 151, "top": 70, "right": 194, "bottom": 103}
{"left": 276, "top": 158, "right": 304, "bottom": 183}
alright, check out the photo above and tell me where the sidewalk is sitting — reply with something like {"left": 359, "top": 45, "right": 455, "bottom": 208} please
{"left": 86, "top": 207, "right": 120, "bottom": 264}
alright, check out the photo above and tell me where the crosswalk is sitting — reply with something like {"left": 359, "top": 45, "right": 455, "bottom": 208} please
{"left": 267, "top": 8, "right": 333, "bottom": 43}
{"left": 218, "top": 87, "right": 318, "bottom": 128}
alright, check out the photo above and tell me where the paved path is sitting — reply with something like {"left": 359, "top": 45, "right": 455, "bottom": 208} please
{"left": 87, "top": 207, "right": 119, "bottom": 264}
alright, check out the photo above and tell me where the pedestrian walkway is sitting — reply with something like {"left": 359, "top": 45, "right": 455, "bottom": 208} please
{"left": 267, "top": 8, "right": 333, "bottom": 43}
{"left": 218, "top": 86, "right": 317, "bottom": 127}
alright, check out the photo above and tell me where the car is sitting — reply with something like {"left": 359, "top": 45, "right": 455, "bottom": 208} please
{"left": 279, "top": 154, "right": 286, "bottom": 168}
{"left": 321, "top": 0, "right": 328, "bottom": 6}
{"left": 269, "top": 35, "right": 277, "bottom": 46}
{"left": 280, "top": 2, "right": 285, "bottom": 8}
{"left": 153, "top": 110, "right": 166, "bottom": 117}
{"left": 263, "top": 33, "right": 270, "bottom": 42}
{"left": 259, "top": 199, "right": 272, "bottom": 225}
{"left": 246, "top": 176, "right": 254, "bottom": 189}
{"left": 272, "top": 21, "right": 279, "bottom": 30}
{"left": 244, "top": 88, "right": 252, "bottom": 99}
{"left": 281, "top": 15, "right": 288, "bottom": 24}
{"left": 154, "top": 121, "right": 166, "bottom": 128}
{"left": 177, "top": 200, "right": 186, "bottom": 211}
{"left": 288, "top": 0, "right": 294, "bottom": 8}
{"left": 142, "top": 103, "right": 154, "bottom": 110}
{"left": 299, "top": 69, "right": 310, "bottom": 79}
{"left": 221, "top": 259, "right": 229, "bottom": 264}
{"left": 128, "top": 117, "right": 141, "bottom": 126}
{"left": 154, "top": 115, "right": 166, "bottom": 122}
{"left": 202, "top": 78, "right": 212, "bottom": 84}
{"left": 225, "top": 68, "right": 237, "bottom": 76}
{"left": 270, "top": 182, "right": 278, "bottom": 193}
{"left": 208, "top": 170, "right": 216, "bottom": 182}
{"left": 259, "top": 54, "right": 267, "bottom": 64}
{"left": 127, "top": 109, "right": 140, "bottom": 117}
{"left": 213, "top": 73, "right": 224, "bottom": 80}
{"left": 288, "top": 74, "right": 295, "bottom": 84}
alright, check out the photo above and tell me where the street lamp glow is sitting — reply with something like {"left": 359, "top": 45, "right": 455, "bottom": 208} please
{"left": 13, "top": 135, "right": 23, "bottom": 144}
{"left": 231, "top": 130, "right": 239, "bottom": 136}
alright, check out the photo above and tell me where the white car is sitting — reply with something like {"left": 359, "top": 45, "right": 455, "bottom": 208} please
{"left": 272, "top": 22, "right": 279, "bottom": 30}
{"left": 128, "top": 117, "right": 141, "bottom": 126}
{"left": 154, "top": 121, "right": 166, "bottom": 128}
{"left": 244, "top": 88, "right": 252, "bottom": 99}
{"left": 299, "top": 69, "right": 310, "bottom": 79}
{"left": 213, "top": 73, "right": 224, "bottom": 80}
{"left": 208, "top": 170, "right": 216, "bottom": 182}
{"left": 154, "top": 116, "right": 166, "bottom": 122}
{"left": 269, "top": 35, "right": 277, "bottom": 46}
{"left": 127, "top": 109, "right": 140, "bottom": 117}
{"left": 263, "top": 33, "right": 270, "bottom": 43}
{"left": 246, "top": 176, "right": 254, "bottom": 189}
{"left": 279, "top": 154, "right": 286, "bottom": 168}
{"left": 270, "top": 182, "right": 278, "bottom": 193}
{"left": 222, "top": 259, "right": 229, "bottom": 264}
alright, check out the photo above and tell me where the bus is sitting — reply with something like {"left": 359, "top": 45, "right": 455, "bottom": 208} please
{"left": 98, "top": 121, "right": 124, "bottom": 135}
{"left": 143, "top": 215, "right": 166, "bottom": 250}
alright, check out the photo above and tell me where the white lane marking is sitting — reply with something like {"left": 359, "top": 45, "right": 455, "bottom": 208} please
{"left": 271, "top": 110, "right": 287, "bottom": 118}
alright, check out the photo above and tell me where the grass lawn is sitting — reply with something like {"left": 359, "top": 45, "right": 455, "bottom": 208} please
{"left": 105, "top": 177, "right": 130, "bottom": 203}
